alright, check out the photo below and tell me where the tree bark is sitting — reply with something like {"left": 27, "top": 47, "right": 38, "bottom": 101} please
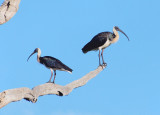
{"left": 0, "top": 65, "right": 106, "bottom": 109}
{"left": 0, "top": 0, "right": 21, "bottom": 24}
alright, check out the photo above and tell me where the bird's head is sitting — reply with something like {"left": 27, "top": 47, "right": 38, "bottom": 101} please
{"left": 27, "top": 48, "right": 41, "bottom": 61}
{"left": 114, "top": 26, "right": 129, "bottom": 41}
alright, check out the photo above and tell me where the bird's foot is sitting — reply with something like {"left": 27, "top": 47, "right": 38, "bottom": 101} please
{"left": 99, "top": 63, "right": 107, "bottom": 69}
{"left": 46, "top": 80, "right": 52, "bottom": 83}
{"left": 103, "top": 62, "right": 107, "bottom": 67}
{"left": 99, "top": 64, "right": 102, "bottom": 66}
{"left": 99, "top": 64, "right": 103, "bottom": 68}
{"left": 52, "top": 80, "right": 56, "bottom": 84}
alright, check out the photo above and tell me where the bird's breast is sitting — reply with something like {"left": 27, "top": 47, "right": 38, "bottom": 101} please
{"left": 98, "top": 40, "right": 111, "bottom": 50}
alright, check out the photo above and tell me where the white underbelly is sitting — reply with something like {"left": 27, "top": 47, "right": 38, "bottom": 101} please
{"left": 99, "top": 40, "right": 111, "bottom": 50}
{"left": 49, "top": 67, "right": 71, "bottom": 73}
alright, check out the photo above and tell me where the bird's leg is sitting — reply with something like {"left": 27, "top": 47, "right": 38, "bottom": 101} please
{"left": 101, "top": 49, "right": 107, "bottom": 66}
{"left": 53, "top": 70, "right": 56, "bottom": 84}
{"left": 47, "top": 69, "right": 53, "bottom": 83}
{"left": 98, "top": 49, "right": 101, "bottom": 66}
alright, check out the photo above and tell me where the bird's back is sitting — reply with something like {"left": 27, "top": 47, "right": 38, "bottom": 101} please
{"left": 40, "top": 56, "right": 73, "bottom": 73}
{"left": 82, "top": 32, "right": 113, "bottom": 53}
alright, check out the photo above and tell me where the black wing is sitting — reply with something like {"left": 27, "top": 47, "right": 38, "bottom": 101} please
{"left": 82, "top": 32, "right": 111, "bottom": 53}
{"left": 40, "top": 56, "right": 73, "bottom": 72}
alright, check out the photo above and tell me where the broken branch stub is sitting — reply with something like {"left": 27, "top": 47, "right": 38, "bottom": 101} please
{"left": 0, "top": 0, "right": 21, "bottom": 24}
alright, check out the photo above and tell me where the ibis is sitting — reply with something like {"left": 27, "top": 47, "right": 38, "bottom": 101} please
{"left": 82, "top": 26, "right": 129, "bottom": 66}
{"left": 27, "top": 48, "right": 73, "bottom": 83}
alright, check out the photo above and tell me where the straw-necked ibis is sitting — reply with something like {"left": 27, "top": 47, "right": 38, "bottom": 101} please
{"left": 82, "top": 26, "right": 129, "bottom": 66}
{"left": 27, "top": 48, "right": 73, "bottom": 83}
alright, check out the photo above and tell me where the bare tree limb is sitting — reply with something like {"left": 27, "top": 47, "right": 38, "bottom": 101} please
{"left": 0, "top": 65, "right": 106, "bottom": 109}
{"left": 0, "top": 0, "right": 21, "bottom": 24}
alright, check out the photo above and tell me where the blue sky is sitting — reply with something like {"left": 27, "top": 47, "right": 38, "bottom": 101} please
{"left": 0, "top": 0, "right": 160, "bottom": 115}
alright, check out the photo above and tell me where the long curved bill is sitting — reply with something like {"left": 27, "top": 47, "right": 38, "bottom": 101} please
{"left": 119, "top": 29, "right": 129, "bottom": 41}
{"left": 27, "top": 52, "right": 36, "bottom": 61}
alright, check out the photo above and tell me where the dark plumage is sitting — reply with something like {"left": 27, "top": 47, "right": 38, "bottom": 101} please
{"left": 82, "top": 26, "right": 129, "bottom": 66}
{"left": 39, "top": 56, "right": 72, "bottom": 73}
{"left": 82, "top": 32, "right": 113, "bottom": 53}
{"left": 27, "top": 48, "right": 73, "bottom": 83}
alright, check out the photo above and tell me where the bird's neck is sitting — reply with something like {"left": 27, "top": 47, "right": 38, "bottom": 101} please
{"left": 37, "top": 50, "right": 41, "bottom": 63}
{"left": 37, "top": 56, "right": 40, "bottom": 62}
{"left": 111, "top": 28, "right": 119, "bottom": 43}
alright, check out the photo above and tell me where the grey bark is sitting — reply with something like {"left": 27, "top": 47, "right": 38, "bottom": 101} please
{"left": 0, "top": 0, "right": 21, "bottom": 24}
{"left": 0, "top": 65, "right": 106, "bottom": 109}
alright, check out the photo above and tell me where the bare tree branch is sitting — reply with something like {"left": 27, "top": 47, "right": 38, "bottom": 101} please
{"left": 0, "top": 0, "right": 21, "bottom": 24}
{"left": 0, "top": 65, "right": 106, "bottom": 109}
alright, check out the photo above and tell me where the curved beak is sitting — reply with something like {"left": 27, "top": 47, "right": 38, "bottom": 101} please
{"left": 27, "top": 51, "right": 36, "bottom": 61}
{"left": 118, "top": 29, "right": 129, "bottom": 41}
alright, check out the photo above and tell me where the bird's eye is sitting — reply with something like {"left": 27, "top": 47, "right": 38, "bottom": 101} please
{"left": 34, "top": 49, "right": 37, "bottom": 52}
{"left": 115, "top": 26, "right": 118, "bottom": 29}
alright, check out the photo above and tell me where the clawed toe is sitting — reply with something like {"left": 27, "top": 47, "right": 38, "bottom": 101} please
{"left": 103, "top": 63, "right": 107, "bottom": 67}
{"left": 99, "top": 64, "right": 104, "bottom": 68}
{"left": 99, "top": 63, "right": 107, "bottom": 68}
{"left": 46, "top": 80, "right": 52, "bottom": 83}
{"left": 99, "top": 64, "right": 103, "bottom": 67}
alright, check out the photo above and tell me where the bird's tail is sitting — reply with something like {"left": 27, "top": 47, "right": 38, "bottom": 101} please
{"left": 82, "top": 47, "right": 88, "bottom": 53}
{"left": 63, "top": 64, "right": 73, "bottom": 73}
{"left": 82, "top": 42, "right": 93, "bottom": 53}
{"left": 67, "top": 68, "right": 73, "bottom": 73}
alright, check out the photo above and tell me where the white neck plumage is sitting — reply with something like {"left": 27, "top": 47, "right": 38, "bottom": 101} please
{"left": 37, "top": 48, "right": 41, "bottom": 62}
{"left": 110, "top": 27, "right": 119, "bottom": 43}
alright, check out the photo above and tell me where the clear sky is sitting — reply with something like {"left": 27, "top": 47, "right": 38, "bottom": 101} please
{"left": 0, "top": 0, "right": 160, "bottom": 115}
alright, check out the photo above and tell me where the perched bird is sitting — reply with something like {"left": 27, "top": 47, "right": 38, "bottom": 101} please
{"left": 27, "top": 48, "right": 73, "bottom": 83}
{"left": 82, "top": 26, "right": 129, "bottom": 66}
